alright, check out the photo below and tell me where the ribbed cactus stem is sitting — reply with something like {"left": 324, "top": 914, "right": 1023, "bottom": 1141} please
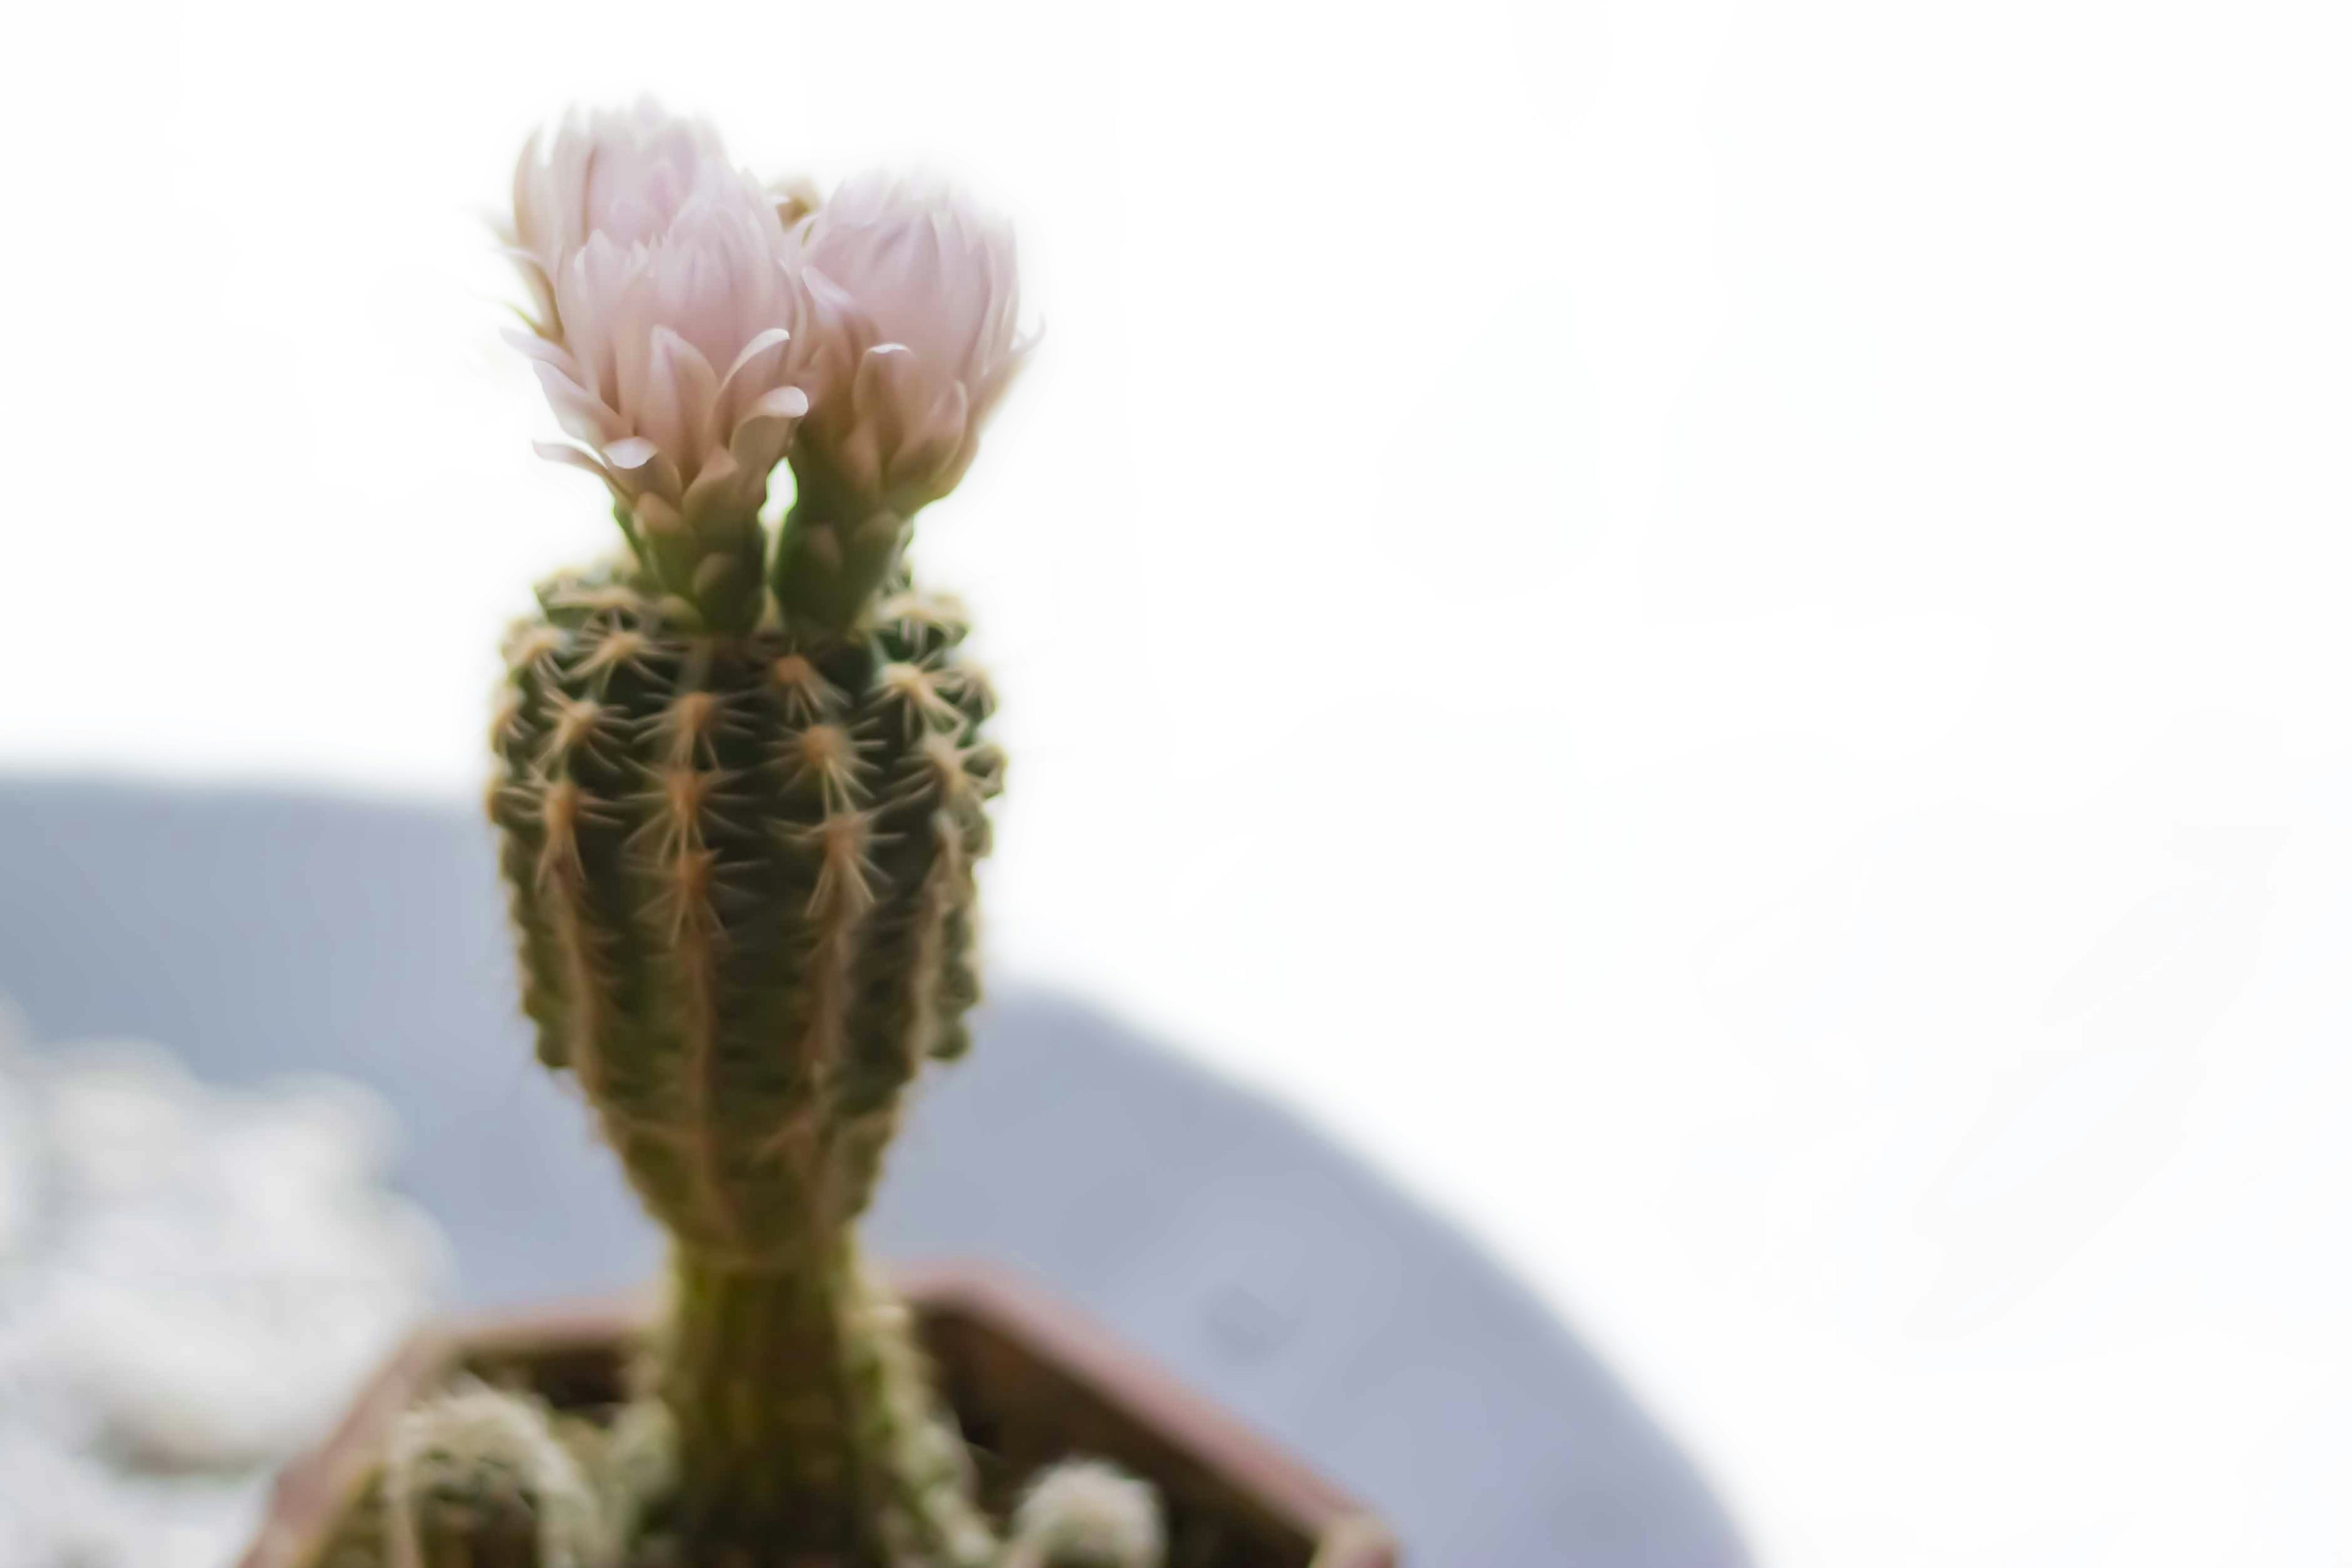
{"left": 663, "top": 1251, "right": 845, "bottom": 1546}
{"left": 663, "top": 1243, "right": 995, "bottom": 1566}
{"left": 491, "top": 560, "right": 1001, "bottom": 1564}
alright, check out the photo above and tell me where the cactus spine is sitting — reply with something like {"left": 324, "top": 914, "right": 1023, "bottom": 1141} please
{"left": 488, "top": 549, "right": 1001, "bottom": 1563}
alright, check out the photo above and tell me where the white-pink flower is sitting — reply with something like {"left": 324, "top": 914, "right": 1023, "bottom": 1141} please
{"left": 509, "top": 100, "right": 732, "bottom": 339}
{"left": 505, "top": 102, "right": 817, "bottom": 624}
{"left": 793, "top": 174, "right": 1031, "bottom": 516}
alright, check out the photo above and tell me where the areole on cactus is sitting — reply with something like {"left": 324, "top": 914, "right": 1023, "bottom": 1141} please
{"left": 385, "top": 100, "right": 1155, "bottom": 1568}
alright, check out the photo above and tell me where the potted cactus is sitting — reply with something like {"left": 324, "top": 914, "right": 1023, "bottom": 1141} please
{"left": 239, "top": 103, "right": 1391, "bottom": 1568}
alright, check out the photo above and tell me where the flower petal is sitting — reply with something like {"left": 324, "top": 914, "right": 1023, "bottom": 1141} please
{"left": 680, "top": 446, "right": 750, "bottom": 525}
{"left": 529, "top": 358, "right": 626, "bottom": 447}
{"left": 603, "top": 437, "right": 682, "bottom": 505}
{"left": 718, "top": 326, "right": 793, "bottom": 397}
{"left": 532, "top": 440, "right": 630, "bottom": 506}
{"left": 727, "top": 385, "right": 807, "bottom": 480}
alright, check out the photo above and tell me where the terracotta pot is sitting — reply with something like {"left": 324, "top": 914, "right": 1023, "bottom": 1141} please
{"left": 241, "top": 1262, "right": 1395, "bottom": 1568}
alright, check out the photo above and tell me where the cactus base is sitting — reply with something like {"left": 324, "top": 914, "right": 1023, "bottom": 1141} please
{"left": 657, "top": 1246, "right": 993, "bottom": 1566}
{"left": 241, "top": 1265, "right": 1392, "bottom": 1568}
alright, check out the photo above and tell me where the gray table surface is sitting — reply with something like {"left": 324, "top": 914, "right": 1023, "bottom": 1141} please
{"left": 0, "top": 778, "right": 1748, "bottom": 1567}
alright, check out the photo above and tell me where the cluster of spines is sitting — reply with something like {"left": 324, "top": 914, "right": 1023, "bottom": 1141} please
{"left": 489, "top": 565, "right": 1001, "bottom": 1262}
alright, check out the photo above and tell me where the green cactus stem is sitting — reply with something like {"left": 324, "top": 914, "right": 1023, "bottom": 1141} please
{"left": 488, "top": 555, "right": 1001, "bottom": 1566}
{"left": 770, "top": 448, "right": 918, "bottom": 646}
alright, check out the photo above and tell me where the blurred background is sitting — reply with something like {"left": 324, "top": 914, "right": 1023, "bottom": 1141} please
{"left": 6, "top": 0, "right": 2352, "bottom": 1561}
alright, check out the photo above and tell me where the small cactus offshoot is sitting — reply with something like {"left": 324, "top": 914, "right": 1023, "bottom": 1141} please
{"left": 391, "top": 100, "right": 1160, "bottom": 1568}
{"left": 1004, "top": 1461, "right": 1167, "bottom": 1568}
{"left": 386, "top": 1383, "right": 615, "bottom": 1568}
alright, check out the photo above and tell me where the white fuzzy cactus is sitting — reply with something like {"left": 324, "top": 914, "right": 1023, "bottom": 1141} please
{"left": 1004, "top": 1460, "right": 1166, "bottom": 1568}
{"left": 386, "top": 1382, "right": 611, "bottom": 1568}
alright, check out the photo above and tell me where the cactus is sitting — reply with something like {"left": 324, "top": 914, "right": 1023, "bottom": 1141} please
{"left": 386, "top": 1383, "right": 614, "bottom": 1568}
{"left": 378, "top": 100, "right": 1160, "bottom": 1568}
{"left": 486, "top": 558, "right": 1002, "bottom": 1562}
{"left": 1003, "top": 1462, "right": 1167, "bottom": 1568}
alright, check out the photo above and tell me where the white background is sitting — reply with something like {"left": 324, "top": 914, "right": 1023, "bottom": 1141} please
{"left": 7, "top": 1, "right": 2351, "bottom": 1561}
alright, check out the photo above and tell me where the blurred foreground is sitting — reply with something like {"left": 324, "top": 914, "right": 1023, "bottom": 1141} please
{"left": 0, "top": 1009, "right": 445, "bottom": 1568}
